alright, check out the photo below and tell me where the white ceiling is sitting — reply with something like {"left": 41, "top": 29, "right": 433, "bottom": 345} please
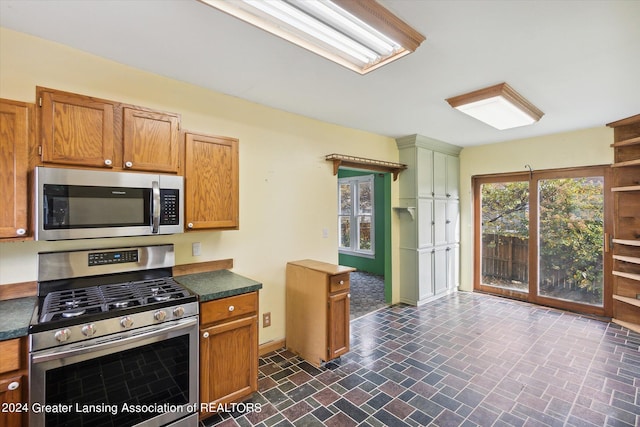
{"left": 1, "top": 0, "right": 639, "bottom": 147}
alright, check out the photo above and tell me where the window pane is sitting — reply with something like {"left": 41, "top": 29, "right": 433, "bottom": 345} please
{"left": 339, "top": 183, "right": 351, "bottom": 215}
{"left": 358, "top": 181, "right": 372, "bottom": 214}
{"left": 358, "top": 216, "right": 371, "bottom": 251}
{"left": 538, "top": 177, "right": 604, "bottom": 306}
{"left": 481, "top": 182, "right": 529, "bottom": 293}
{"left": 339, "top": 217, "right": 351, "bottom": 248}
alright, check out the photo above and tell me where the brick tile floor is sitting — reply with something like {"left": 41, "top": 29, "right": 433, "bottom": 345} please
{"left": 201, "top": 292, "right": 640, "bottom": 427}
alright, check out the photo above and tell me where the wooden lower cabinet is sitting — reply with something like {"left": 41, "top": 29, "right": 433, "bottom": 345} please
{"left": 199, "top": 292, "right": 258, "bottom": 420}
{"left": 0, "top": 338, "right": 28, "bottom": 427}
{"left": 286, "top": 260, "right": 355, "bottom": 367}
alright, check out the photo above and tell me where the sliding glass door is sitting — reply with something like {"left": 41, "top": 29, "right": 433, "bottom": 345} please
{"left": 474, "top": 166, "right": 612, "bottom": 316}
{"left": 479, "top": 180, "right": 530, "bottom": 295}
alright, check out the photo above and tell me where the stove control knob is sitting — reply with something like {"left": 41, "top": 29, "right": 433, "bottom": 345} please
{"left": 120, "top": 316, "right": 134, "bottom": 328}
{"left": 154, "top": 310, "right": 167, "bottom": 321}
{"left": 55, "top": 328, "right": 71, "bottom": 342}
{"left": 81, "top": 324, "right": 97, "bottom": 337}
{"left": 173, "top": 307, "right": 185, "bottom": 318}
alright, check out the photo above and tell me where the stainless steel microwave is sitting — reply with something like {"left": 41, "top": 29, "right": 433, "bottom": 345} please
{"left": 35, "top": 167, "right": 184, "bottom": 240}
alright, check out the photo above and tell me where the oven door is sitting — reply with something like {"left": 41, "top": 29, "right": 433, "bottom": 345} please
{"left": 30, "top": 317, "right": 198, "bottom": 427}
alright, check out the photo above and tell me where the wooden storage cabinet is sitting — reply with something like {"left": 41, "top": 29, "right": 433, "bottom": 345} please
{"left": 38, "top": 88, "right": 116, "bottom": 168}
{"left": 122, "top": 107, "right": 180, "bottom": 173}
{"left": 37, "top": 87, "right": 181, "bottom": 173}
{"left": 0, "top": 99, "right": 32, "bottom": 240}
{"left": 184, "top": 132, "right": 239, "bottom": 230}
{"left": 0, "top": 338, "right": 28, "bottom": 427}
{"left": 286, "top": 260, "right": 354, "bottom": 367}
{"left": 199, "top": 292, "right": 258, "bottom": 419}
{"left": 608, "top": 114, "right": 640, "bottom": 334}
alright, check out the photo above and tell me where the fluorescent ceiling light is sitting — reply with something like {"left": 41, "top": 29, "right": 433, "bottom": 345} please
{"left": 198, "top": 0, "right": 425, "bottom": 74}
{"left": 446, "top": 83, "right": 544, "bottom": 130}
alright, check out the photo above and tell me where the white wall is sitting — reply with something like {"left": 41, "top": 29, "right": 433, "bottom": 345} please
{"left": 458, "top": 127, "right": 614, "bottom": 291}
{"left": 0, "top": 28, "right": 401, "bottom": 345}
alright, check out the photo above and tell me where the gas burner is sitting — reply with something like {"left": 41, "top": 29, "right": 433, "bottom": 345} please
{"left": 61, "top": 308, "right": 86, "bottom": 318}
{"left": 111, "top": 301, "right": 131, "bottom": 308}
{"left": 150, "top": 287, "right": 171, "bottom": 302}
{"left": 65, "top": 300, "right": 82, "bottom": 308}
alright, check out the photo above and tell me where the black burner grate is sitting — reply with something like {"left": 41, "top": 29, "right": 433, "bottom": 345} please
{"left": 39, "top": 277, "right": 189, "bottom": 323}
{"left": 40, "top": 287, "right": 104, "bottom": 322}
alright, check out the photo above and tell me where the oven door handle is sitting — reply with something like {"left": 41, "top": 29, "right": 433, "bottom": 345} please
{"left": 31, "top": 317, "right": 197, "bottom": 364}
{"left": 151, "top": 180, "right": 160, "bottom": 233}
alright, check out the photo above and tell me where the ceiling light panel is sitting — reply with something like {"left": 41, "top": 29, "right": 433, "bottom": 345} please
{"left": 199, "top": 0, "right": 425, "bottom": 74}
{"left": 446, "top": 83, "right": 544, "bottom": 130}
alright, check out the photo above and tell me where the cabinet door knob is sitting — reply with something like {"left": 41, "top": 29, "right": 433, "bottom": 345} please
{"left": 202, "top": 332, "right": 209, "bottom": 338}
{"left": 8, "top": 381, "right": 20, "bottom": 391}
{"left": 125, "top": 161, "right": 133, "bottom": 168}
{"left": 228, "top": 305, "right": 235, "bottom": 312}
{"left": 16, "top": 228, "right": 26, "bottom": 236}
{"left": 347, "top": 293, "right": 351, "bottom": 299}
{"left": 104, "top": 159, "right": 112, "bottom": 166}
{"left": 339, "top": 280, "right": 344, "bottom": 285}
{"left": 187, "top": 222, "right": 194, "bottom": 229}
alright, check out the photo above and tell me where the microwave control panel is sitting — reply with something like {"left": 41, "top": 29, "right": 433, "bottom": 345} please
{"left": 160, "top": 189, "right": 180, "bottom": 225}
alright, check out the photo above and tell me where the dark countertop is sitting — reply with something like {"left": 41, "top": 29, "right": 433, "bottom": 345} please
{"left": 0, "top": 297, "right": 37, "bottom": 341}
{"left": 175, "top": 270, "right": 262, "bottom": 303}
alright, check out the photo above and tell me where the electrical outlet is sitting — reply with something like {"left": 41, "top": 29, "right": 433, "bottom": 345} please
{"left": 192, "top": 242, "right": 201, "bottom": 257}
{"left": 263, "top": 312, "right": 271, "bottom": 328}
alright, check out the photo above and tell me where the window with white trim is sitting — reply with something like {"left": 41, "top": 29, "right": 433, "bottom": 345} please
{"left": 338, "top": 174, "right": 374, "bottom": 256}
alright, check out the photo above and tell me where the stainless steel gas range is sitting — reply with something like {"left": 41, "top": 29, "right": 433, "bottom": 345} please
{"left": 29, "top": 244, "right": 199, "bottom": 427}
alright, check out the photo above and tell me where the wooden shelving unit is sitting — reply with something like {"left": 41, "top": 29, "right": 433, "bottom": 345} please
{"left": 613, "top": 255, "right": 640, "bottom": 265}
{"left": 613, "top": 239, "right": 640, "bottom": 247}
{"left": 607, "top": 114, "right": 640, "bottom": 334}
{"left": 612, "top": 185, "right": 640, "bottom": 192}
{"left": 613, "top": 271, "right": 640, "bottom": 282}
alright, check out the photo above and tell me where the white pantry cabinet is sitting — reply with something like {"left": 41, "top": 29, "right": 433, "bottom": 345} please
{"left": 396, "top": 135, "right": 462, "bottom": 305}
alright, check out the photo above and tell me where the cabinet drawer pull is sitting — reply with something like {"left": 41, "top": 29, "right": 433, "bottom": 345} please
{"left": 16, "top": 228, "right": 26, "bottom": 236}
{"left": 228, "top": 305, "right": 235, "bottom": 312}
{"left": 339, "top": 280, "right": 344, "bottom": 285}
{"left": 347, "top": 293, "right": 351, "bottom": 299}
{"left": 8, "top": 381, "right": 20, "bottom": 391}
{"left": 203, "top": 332, "right": 209, "bottom": 338}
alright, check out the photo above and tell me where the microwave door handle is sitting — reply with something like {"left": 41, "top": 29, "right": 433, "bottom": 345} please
{"left": 152, "top": 180, "right": 160, "bottom": 233}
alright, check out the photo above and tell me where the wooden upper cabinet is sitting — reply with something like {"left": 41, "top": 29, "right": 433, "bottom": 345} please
{"left": 0, "top": 99, "right": 32, "bottom": 239}
{"left": 38, "top": 88, "right": 116, "bottom": 168}
{"left": 123, "top": 107, "right": 180, "bottom": 173}
{"left": 185, "top": 132, "right": 239, "bottom": 230}
{"left": 37, "top": 87, "right": 181, "bottom": 173}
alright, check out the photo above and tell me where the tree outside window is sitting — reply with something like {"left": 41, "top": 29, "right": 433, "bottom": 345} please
{"left": 339, "top": 175, "right": 374, "bottom": 256}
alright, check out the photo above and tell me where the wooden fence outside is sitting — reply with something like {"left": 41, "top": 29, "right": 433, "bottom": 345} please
{"left": 482, "top": 234, "right": 529, "bottom": 283}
